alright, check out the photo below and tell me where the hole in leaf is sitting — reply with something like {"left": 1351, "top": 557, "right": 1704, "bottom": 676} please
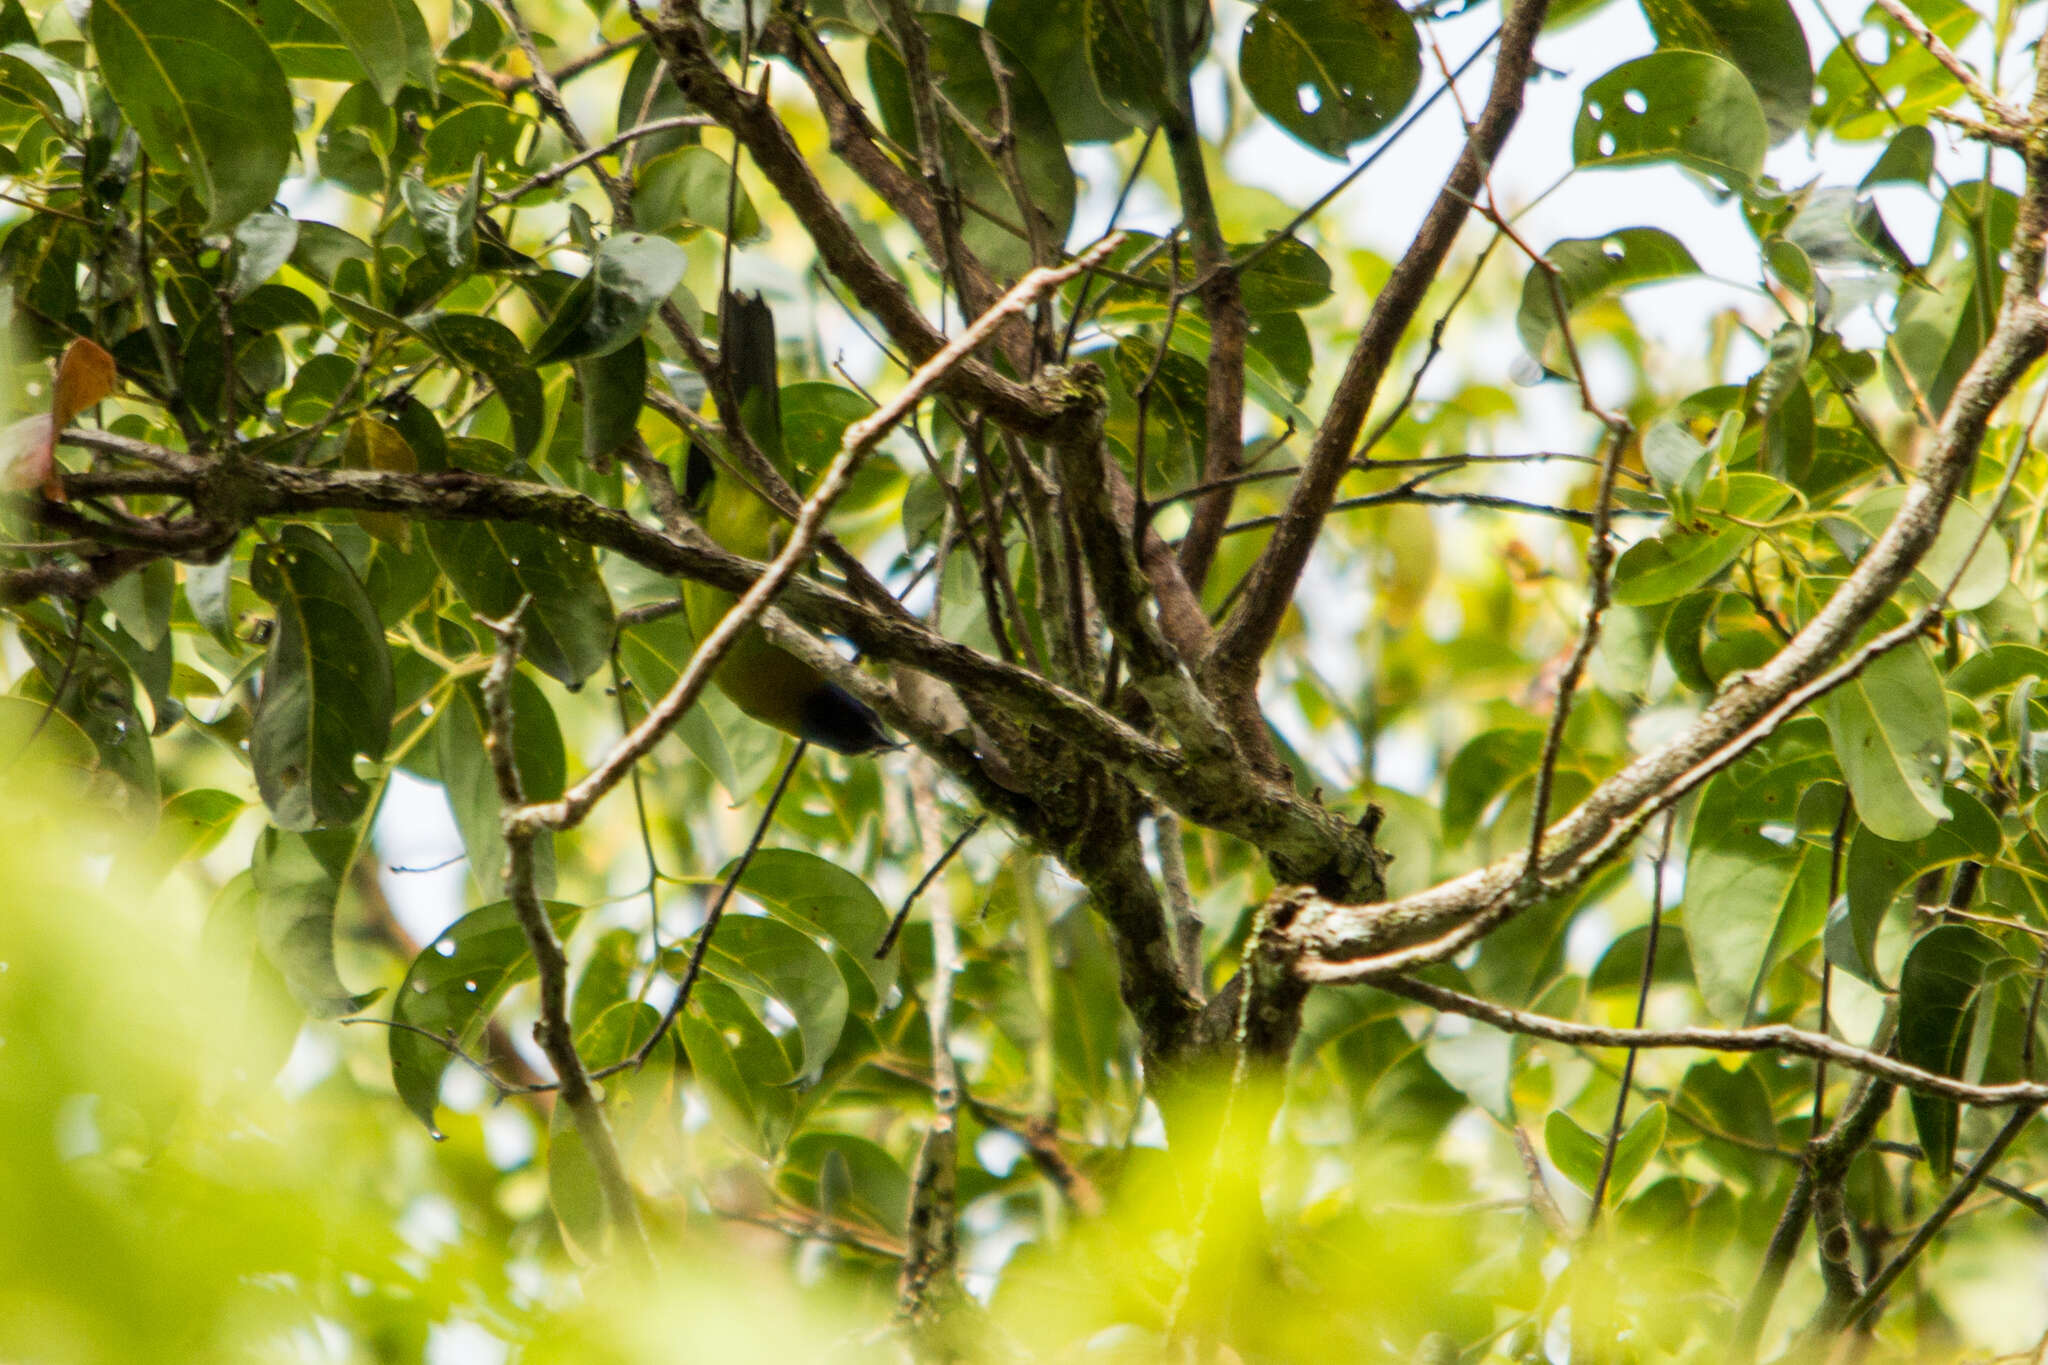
{"left": 1296, "top": 82, "right": 1322, "bottom": 115}
{"left": 1597, "top": 132, "right": 1617, "bottom": 157}
{"left": 435, "top": 939, "right": 457, "bottom": 957}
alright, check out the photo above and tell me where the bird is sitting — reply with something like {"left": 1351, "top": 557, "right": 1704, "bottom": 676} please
{"left": 680, "top": 291, "right": 894, "bottom": 756}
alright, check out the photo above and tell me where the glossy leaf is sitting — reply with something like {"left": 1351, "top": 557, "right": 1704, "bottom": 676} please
{"left": 294, "top": 0, "right": 434, "bottom": 105}
{"left": 1545, "top": 1102, "right": 1665, "bottom": 1200}
{"left": 1684, "top": 752, "right": 1835, "bottom": 1023}
{"left": 1516, "top": 228, "right": 1701, "bottom": 364}
{"left": 729, "top": 848, "right": 898, "bottom": 1011}
{"left": 1832, "top": 791, "right": 2001, "bottom": 988}
{"left": 411, "top": 312, "right": 545, "bottom": 457}
{"left": 1845, "top": 488, "right": 2010, "bottom": 612}
{"left": 985, "top": 0, "right": 1130, "bottom": 143}
{"left": 632, "top": 147, "right": 761, "bottom": 242}
{"left": 90, "top": 0, "right": 294, "bottom": 230}
{"left": 1612, "top": 474, "right": 1796, "bottom": 606}
{"left": 249, "top": 527, "right": 394, "bottom": 831}
{"left": 668, "top": 914, "right": 850, "bottom": 1084}
{"left": 434, "top": 670, "right": 563, "bottom": 897}
{"left": 676, "top": 977, "right": 797, "bottom": 1158}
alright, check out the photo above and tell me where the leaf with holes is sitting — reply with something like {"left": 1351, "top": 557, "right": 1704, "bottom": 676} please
{"left": 249, "top": 527, "right": 394, "bottom": 831}
{"left": 1516, "top": 228, "right": 1701, "bottom": 365}
{"left": 1574, "top": 51, "right": 1768, "bottom": 188}
{"left": 90, "top": 0, "right": 294, "bottom": 230}
{"left": 1240, "top": 0, "right": 1421, "bottom": 159}
{"left": 1637, "top": 0, "right": 1811, "bottom": 143}
{"left": 388, "top": 899, "right": 585, "bottom": 1136}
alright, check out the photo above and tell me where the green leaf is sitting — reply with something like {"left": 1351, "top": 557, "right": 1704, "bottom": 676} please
{"left": 1081, "top": 0, "right": 1205, "bottom": 127}
{"left": 1545, "top": 1103, "right": 1665, "bottom": 1199}
{"left": 632, "top": 146, "right": 761, "bottom": 242}
{"left": 1950, "top": 643, "right": 2048, "bottom": 698}
{"left": 401, "top": 163, "right": 483, "bottom": 277}
{"left": 676, "top": 977, "right": 797, "bottom": 1158}
{"left": 1832, "top": 791, "right": 2001, "bottom": 989}
{"left": 253, "top": 0, "right": 360, "bottom": 82}
{"left": 615, "top": 611, "right": 740, "bottom": 793}
{"left": 0, "top": 46, "right": 78, "bottom": 131}
{"left": 424, "top": 513, "right": 616, "bottom": 689}
{"left": 1612, "top": 473, "right": 1796, "bottom": 606}
{"left": 1862, "top": 125, "right": 1936, "bottom": 189}
{"left": 670, "top": 915, "right": 850, "bottom": 1083}
{"left": 1844, "top": 488, "right": 2010, "bottom": 613}
{"left": 1235, "top": 236, "right": 1335, "bottom": 312}
{"left": 1637, "top": 0, "right": 1811, "bottom": 143}
{"left": 228, "top": 212, "right": 299, "bottom": 301}
{"left": 1685, "top": 755, "right": 1835, "bottom": 1023}
{"left": 985, "top": 0, "right": 1130, "bottom": 143}
{"left": 1441, "top": 728, "right": 1544, "bottom": 847}
{"left": 293, "top": 0, "right": 435, "bottom": 105}
{"left": 432, "top": 674, "right": 562, "bottom": 900}
{"left": 530, "top": 231, "right": 689, "bottom": 365}
{"left": 1516, "top": 228, "right": 1702, "bottom": 363}
{"left": 411, "top": 312, "right": 545, "bottom": 457}
{"left": 1898, "top": 925, "right": 2011, "bottom": 1174}
{"left": 547, "top": 1100, "right": 607, "bottom": 1258}
{"left": 249, "top": 526, "right": 394, "bottom": 831}
{"left": 1239, "top": 0, "right": 1421, "bottom": 159}
{"left": 388, "top": 898, "right": 584, "bottom": 1136}
{"left": 90, "top": 0, "right": 294, "bottom": 230}
{"left": 1821, "top": 634, "right": 1949, "bottom": 842}
{"left": 729, "top": 848, "right": 898, "bottom": 1013}
{"left": 252, "top": 824, "right": 378, "bottom": 1019}
{"left": 867, "top": 15, "right": 1075, "bottom": 279}
{"left": 776, "top": 1132, "right": 910, "bottom": 1238}
{"left": 577, "top": 337, "right": 646, "bottom": 462}
{"left": 1574, "top": 51, "right": 1768, "bottom": 187}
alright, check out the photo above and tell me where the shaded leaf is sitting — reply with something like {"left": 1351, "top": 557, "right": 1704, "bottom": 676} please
{"left": 1898, "top": 925, "right": 2011, "bottom": 1174}
{"left": 249, "top": 527, "right": 394, "bottom": 831}
{"left": 388, "top": 898, "right": 584, "bottom": 1136}
{"left": 252, "top": 824, "right": 377, "bottom": 1018}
